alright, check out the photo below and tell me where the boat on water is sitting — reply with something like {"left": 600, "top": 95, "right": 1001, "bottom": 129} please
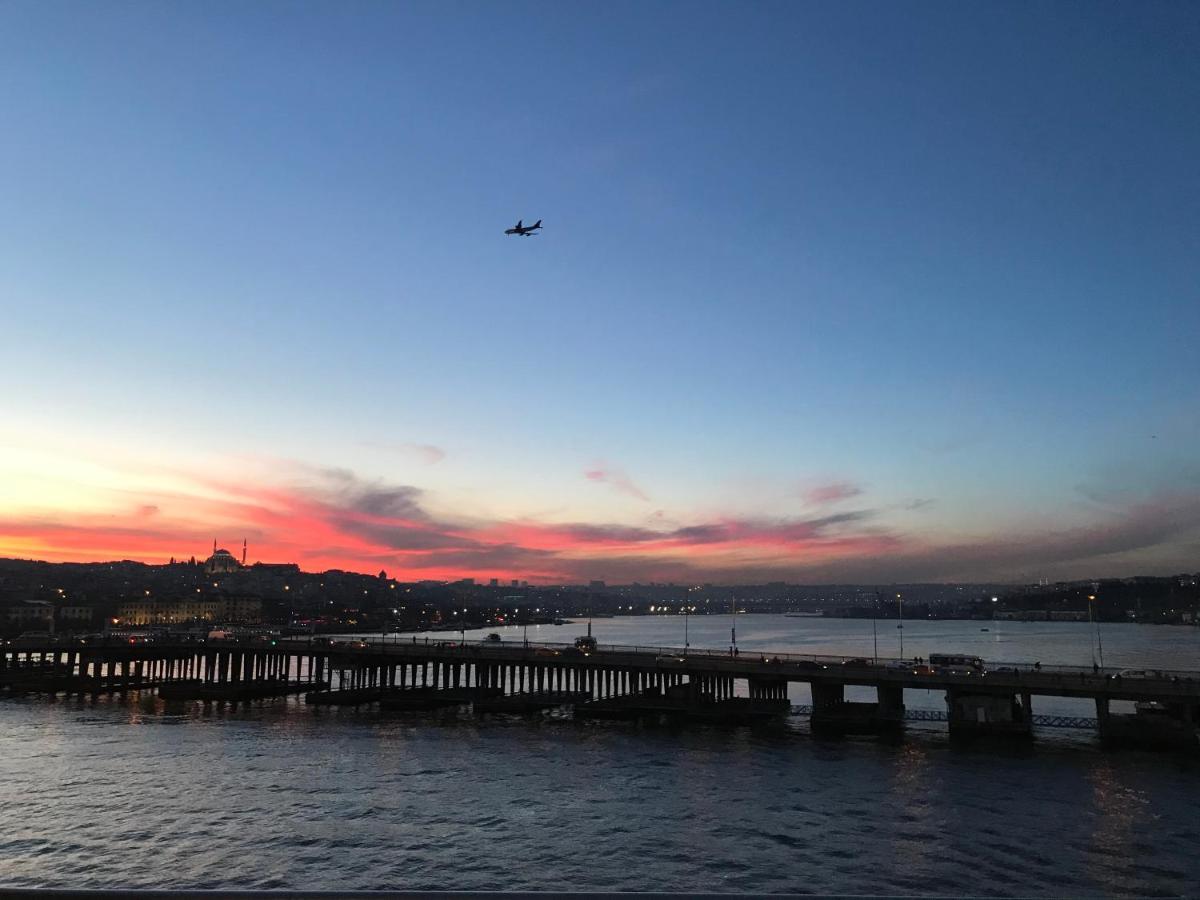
{"left": 484, "top": 633, "right": 502, "bottom": 643}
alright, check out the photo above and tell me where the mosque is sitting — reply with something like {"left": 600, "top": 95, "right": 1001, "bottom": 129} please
{"left": 204, "top": 539, "right": 246, "bottom": 575}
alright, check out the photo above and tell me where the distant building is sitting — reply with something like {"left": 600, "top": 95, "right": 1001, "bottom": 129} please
{"left": 489, "top": 578, "right": 499, "bottom": 587}
{"left": 57, "top": 606, "right": 95, "bottom": 625}
{"left": 250, "top": 563, "right": 300, "bottom": 576}
{"left": 589, "top": 580, "right": 606, "bottom": 591}
{"left": 4, "top": 600, "right": 54, "bottom": 628}
{"left": 115, "top": 596, "right": 263, "bottom": 626}
{"left": 1047, "top": 610, "right": 1088, "bottom": 622}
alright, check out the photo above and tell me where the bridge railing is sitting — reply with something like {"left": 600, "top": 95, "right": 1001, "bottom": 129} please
{"left": 309, "top": 636, "right": 1200, "bottom": 681}
{"left": 11, "top": 634, "right": 1200, "bottom": 684}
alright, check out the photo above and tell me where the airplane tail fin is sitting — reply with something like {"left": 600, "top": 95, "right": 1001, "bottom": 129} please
{"left": 532, "top": 219, "right": 542, "bottom": 229}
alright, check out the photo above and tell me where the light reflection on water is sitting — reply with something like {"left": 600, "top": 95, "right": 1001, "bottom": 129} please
{"left": 0, "top": 616, "right": 1197, "bottom": 895}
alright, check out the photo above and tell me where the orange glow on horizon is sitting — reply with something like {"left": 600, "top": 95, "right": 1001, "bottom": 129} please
{"left": 0, "top": 464, "right": 909, "bottom": 583}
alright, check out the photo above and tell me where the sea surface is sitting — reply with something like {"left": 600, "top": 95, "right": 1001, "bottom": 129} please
{"left": 1, "top": 616, "right": 1199, "bottom": 896}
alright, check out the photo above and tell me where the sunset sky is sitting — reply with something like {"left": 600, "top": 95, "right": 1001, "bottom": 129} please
{"left": 2, "top": 3, "right": 1197, "bottom": 583}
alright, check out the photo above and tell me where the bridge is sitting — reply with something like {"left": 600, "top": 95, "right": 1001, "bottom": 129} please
{"left": 3, "top": 636, "right": 1198, "bottom": 750}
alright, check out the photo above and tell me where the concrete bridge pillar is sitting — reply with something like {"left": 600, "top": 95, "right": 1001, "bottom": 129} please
{"left": 809, "top": 678, "right": 903, "bottom": 735}
{"left": 1096, "top": 695, "right": 1200, "bottom": 750}
{"left": 811, "top": 680, "right": 847, "bottom": 709}
{"left": 878, "top": 684, "right": 905, "bottom": 720}
{"left": 947, "top": 689, "right": 1032, "bottom": 739}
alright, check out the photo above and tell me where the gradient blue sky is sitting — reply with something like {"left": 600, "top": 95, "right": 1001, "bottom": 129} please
{"left": 1, "top": 2, "right": 1197, "bottom": 582}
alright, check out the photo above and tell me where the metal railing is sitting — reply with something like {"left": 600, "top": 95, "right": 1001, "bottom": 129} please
{"left": 10, "top": 634, "right": 1200, "bottom": 685}
{"left": 298, "top": 636, "right": 1200, "bottom": 682}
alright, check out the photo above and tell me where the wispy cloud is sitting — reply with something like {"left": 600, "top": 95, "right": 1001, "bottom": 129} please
{"left": 365, "top": 442, "right": 447, "bottom": 465}
{"left": 803, "top": 481, "right": 863, "bottom": 505}
{"left": 584, "top": 464, "right": 649, "bottom": 501}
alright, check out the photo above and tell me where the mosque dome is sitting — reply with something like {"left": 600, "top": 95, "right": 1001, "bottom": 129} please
{"left": 205, "top": 548, "right": 242, "bottom": 574}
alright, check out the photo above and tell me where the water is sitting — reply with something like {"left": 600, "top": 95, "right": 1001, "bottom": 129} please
{"left": 2, "top": 617, "right": 1199, "bottom": 896}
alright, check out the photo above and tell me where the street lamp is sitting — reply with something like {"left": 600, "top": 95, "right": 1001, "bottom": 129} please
{"left": 873, "top": 591, "right": 880, "bottom": 664}
{"left": 730, "top": 594, "right": 737, "bottom": 657}
{"left": 1088, "top": 594, "right": 1105, "bottom": 670}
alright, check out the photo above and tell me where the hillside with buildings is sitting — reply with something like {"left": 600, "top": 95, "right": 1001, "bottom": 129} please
{"left": 1, "top": 549, "right": 1196, "bottom": 636}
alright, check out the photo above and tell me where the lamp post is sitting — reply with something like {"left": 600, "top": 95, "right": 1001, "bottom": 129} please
{"left": 873, "top": 591, "right": 880, "bottom": 664}
{"left": 1089, "top": 594, "right": 1104, "bottom": 670}
{"left": 731, "top": 594, "right": 737, "bottom": 656}
{"left": 684, "top": 604, "right": 689, "bottom": 654}
{"left": 897, "top": 592, "right": 904, "bottom": 659}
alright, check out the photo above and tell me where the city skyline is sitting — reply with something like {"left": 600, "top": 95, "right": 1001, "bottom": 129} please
{"left": 2, "top": 3, "right": 1198, "bottom": 584}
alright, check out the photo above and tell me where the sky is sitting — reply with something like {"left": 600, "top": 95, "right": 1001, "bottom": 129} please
{"left": 1, "top": 1, "right": 1198, "bottom": 584}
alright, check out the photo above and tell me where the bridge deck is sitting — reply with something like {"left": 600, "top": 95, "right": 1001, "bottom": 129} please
{"left": 5, "top": 636, "right": 1200, "bottom": 705}
{"left": 285, "top": 638, "right": 1200, "bottom": 703}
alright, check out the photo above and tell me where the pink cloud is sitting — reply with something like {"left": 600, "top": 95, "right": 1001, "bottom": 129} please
{"left": 366, "top": 442, "right": 447, "bottom": 464}
{"left": 585, "top": 464, "right": 649, "bottom": 501}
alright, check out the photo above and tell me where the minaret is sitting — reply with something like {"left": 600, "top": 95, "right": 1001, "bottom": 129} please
{"left": 213, "top": 538, "right": 217, "bottom": 554}
{"left": 242, "top": 539, "right": 247, "bottom": 566}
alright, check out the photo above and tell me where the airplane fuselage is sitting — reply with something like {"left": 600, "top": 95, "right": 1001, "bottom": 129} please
{"left": 505, "top": 219, "right": 542, "bottom": 236}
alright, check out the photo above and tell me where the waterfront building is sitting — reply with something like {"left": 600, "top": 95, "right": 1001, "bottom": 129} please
{"left": 114, "top": 595, "right": 263, "bottom": 626}
{"left": 3, "top": 600, "right": 54, "bottom": 628}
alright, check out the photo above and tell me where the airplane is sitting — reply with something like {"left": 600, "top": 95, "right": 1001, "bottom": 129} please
{"left": 504, "top": 218, "right": 542, "bottom": 237}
